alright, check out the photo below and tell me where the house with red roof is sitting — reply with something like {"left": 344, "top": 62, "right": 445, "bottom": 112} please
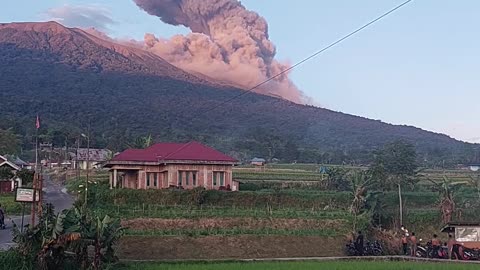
{"left": 104, "top": 142, "right": 240, "bottom": 191}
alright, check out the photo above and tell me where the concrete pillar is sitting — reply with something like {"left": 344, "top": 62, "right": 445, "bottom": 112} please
{"left": 203, "top": 167, "right": 208, "bottom": 188}
{"left": 113, "top": 169, "right": 118, "bottom": 188}
{"left": 109, "top": 171, "right": 113, "bottom": 189}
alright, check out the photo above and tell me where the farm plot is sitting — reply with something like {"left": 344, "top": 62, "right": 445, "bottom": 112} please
{"left": 117, "top": 261, "right": 480, "bottom": 270}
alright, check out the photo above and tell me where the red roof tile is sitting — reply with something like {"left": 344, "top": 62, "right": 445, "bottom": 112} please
{"left": 111, "top": 142, "right": 237, "bottom": 163}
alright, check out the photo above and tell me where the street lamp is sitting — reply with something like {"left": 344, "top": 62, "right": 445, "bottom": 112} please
{"left": 81, "top": 133, "right": 90, "bottom": 207}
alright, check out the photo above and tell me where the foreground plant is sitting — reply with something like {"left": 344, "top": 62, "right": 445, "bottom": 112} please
{"left": 12, "top": 203, "right": 124, "bottom": 270}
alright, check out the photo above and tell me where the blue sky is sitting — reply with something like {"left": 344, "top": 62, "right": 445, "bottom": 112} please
{"left": 1, "top": 0, "right": 479, "bottom": 143}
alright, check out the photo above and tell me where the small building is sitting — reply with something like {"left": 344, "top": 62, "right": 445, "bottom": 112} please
{"left": 468, "top": 163, "right": 480, "bottom": 172}
{"left": 0, "top": 155, "right": 22, "bottom": 193}
{"left": 72, "top": 148, "right": 112, "bottom": 170}
{"left": 4, "top": 155, "right": 29, "bottom": 169}
{"left": 104, "top": 142, "right": 239, "bottom": 191}
{"left": 441, "top": 222, "right": 480, "bottom": 249}
{"left": 251, "top": 158, "right": 266, "bottom": 166}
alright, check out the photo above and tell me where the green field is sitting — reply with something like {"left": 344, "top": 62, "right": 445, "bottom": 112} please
{"left": 118, "top": 261, "right": 480, "bottom": 270}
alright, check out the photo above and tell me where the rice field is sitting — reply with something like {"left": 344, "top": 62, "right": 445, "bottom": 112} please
{"left": 118, "top": 261, "right": 480, "bottom": 270}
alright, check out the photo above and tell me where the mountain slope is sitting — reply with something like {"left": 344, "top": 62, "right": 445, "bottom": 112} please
{"left": 0, "top": 22, "right": 477, "bottom": 164}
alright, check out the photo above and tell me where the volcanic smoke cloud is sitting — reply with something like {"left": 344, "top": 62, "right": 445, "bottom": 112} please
{"left": 133, "top": 0, "right": 304, "bottom": 103}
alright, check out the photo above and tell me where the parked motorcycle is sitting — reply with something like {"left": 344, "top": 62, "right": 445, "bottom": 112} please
{"left": 345, "top": 240, "right": 383, "bottom": 256}
{"left": 460, "top": 246, "right": 480, "bottom": 260}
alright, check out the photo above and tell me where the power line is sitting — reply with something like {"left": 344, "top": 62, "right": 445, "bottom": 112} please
{"left": 190, "top": 0, "right": 412, "bottom": 120}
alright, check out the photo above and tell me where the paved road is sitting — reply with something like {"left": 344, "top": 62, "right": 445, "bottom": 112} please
{"left": 0, "top": 173, "right": 73, "bottom": 250}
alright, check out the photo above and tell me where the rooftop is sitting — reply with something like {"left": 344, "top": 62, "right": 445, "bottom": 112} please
{"left": 73, "top": 148, "right": 112, "bottom": 161}
{"left": 109, "top": 141, "right": 237, "bottom": 164}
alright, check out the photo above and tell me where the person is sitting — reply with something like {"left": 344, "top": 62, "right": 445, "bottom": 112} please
{"left": 401, "top": 234, "right": 408, "bottom": 255}
{"left": 410, "top": 232, "right": 417, "bottom": 257}
{"left": 431, "top": 234, "right": 441, "bottom": 258}
{"left": 0, "top": 203, "right": 5, "bottom": 229}
{"left": 448, "top": 234, "right": 462, "bottom": 260}
{"left": 355, "top": 231, "right": 364, "bottom": 256}
{"left": 447, "top": 234, "right": 455, "bottom": 259}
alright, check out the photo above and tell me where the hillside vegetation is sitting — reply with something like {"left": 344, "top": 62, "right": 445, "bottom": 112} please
{"left": 0, "top": 22, "right": 478, "bottom": 165}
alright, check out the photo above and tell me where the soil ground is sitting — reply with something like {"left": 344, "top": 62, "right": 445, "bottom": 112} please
{"left": 117, "top": 235, "right": 344, "bottom": 260}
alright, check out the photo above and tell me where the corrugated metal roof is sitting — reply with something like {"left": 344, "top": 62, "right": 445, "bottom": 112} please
{"left": 111, "top": 141, "right": 237, "bottom": 163}
{"left": 75, "top": 149, "right": 111, "bottom": 161}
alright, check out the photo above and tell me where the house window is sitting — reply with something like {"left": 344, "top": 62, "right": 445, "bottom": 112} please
{"left": 177, "top": 171, "right": 199, "bottom": 186}
{"left": 213, "top": 172, "right": 225, "bottom": 186}
{"left": 146, "top": 173, "right": 151, "bottom": 187}
{"left": 154, "top": 173, "right": 158, "bottom": 187}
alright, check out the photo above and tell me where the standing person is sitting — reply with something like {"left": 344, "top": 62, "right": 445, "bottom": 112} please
{"left": 355, "top": 231, "right": 364, "bottom": 256}
{"left": 447, "top": 234, "right": 455, "bottom": 259}
{"left": 431, "top": 234, "right": 441, "bottom": 258}
{"left": 401, "top": 234, "right": 408, "bottom": 255}
{"left": 410, "top": 232, "right": 417, "bottom": 257}
{"left": 448, "top": 234, "right": 462, "bottom": 260}
{"left": 0, "top": 203, "right": 5, "bottom": 229}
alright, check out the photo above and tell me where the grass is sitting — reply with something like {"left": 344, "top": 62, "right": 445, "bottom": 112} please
{"left": 93, "top": 205, "right": 352, "bottom": 219}
{"left": 116, "top": 261, "right": 480, "bottom": 270}
{"left": 0, "top": 194, "right": 23, "bottom": 215}
{"left": 124, "top": 227, "right": 343, "bottom": 237}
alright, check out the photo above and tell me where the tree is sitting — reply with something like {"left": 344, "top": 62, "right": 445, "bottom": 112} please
{"left": 348, "top": 170, "right": 380, "bottom": 231}
{"left": 0, "top": 166, "right": 14, "bottom": 180}
{"left": 372, "top": 140, "right": 418, "bottom": 226}
{"left": 0, "top": 128, "right": 19, "bottom": 155}
{"left": 16, "top": 169, "right": 34, "bottom": 186}
{"left": 467, "top": 175, "right": 480, "bottom": 202}
{"left": 127, "top": 134, "right": 153, "bottom": 149}
{"left": 281, "top": 140, "right": 300, "bottom": 162}
{"left": 427, "top": 176, "right": 467, "bottom": 224}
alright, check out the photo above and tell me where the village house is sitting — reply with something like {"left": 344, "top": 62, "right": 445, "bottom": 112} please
{"left": 251, "top": 157, "right": 266, "bottom": 166}
{"left": 0, "top": 155, "right": 22, "bottom": 193}
{"left": 104, "top": 142, "right": 239, "bottom": 191}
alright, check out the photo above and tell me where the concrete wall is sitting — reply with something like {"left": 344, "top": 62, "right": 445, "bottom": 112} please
{"left": 110, "top": 163, "right": 234, "bottom": 191}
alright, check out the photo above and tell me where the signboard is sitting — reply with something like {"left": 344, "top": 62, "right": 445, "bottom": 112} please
{"left": 15, "top": 188, "right": 40, "bottom": 203}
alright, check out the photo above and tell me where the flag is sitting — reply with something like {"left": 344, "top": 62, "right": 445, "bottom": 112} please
{"left": 36, "top": 115, "right": 40, "bottom": 129}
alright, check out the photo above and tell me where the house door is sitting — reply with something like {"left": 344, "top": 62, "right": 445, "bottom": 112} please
{"left": 0, "top": 181, "right": 12, "bottom": 193}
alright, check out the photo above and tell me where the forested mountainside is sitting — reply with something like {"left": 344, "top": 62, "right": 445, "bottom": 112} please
{"left": 0, "top": 22, "right": 477, "bottom": 165}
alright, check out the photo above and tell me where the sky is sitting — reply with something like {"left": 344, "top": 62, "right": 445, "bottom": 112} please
{"left": 1, "top": 0, "right": 479, "bottom": 143}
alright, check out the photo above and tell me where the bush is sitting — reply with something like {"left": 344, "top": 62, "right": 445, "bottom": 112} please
{"left": 0, "top": 250, "right": 33, "bottom": 270}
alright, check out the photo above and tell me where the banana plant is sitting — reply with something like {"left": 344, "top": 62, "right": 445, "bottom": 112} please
{"left": 427, "top": 176, "right": 468, "bottom": 224}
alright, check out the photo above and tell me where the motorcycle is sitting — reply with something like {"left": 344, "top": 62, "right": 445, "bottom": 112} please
{"left": 345, "top": 240, "right": 383, "bottom": 256}
{"left": 460, "top": 246, "right": 480, "bottom": 260}
{"left": 365, "top": 240, "right": 383, "bottom": 256}
{"left": 415, "top": 239, "right": 428, "bottom": 258}
{"left": 424, "top": 241, "right": 448, "bottom": 259}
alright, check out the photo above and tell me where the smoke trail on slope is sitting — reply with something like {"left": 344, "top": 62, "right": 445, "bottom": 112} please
{"left": 134, "top": 0, "right": 304, "bottom": 103}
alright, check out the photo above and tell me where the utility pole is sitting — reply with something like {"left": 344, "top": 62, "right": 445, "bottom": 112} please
{"left": 32, "top": 115, "right": 40, "bottom": 226}
{"left": 81, "top": 125, "right": 90, "bottom": 208}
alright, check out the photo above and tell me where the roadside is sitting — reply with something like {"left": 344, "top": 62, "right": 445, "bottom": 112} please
{"left": 0, "top": 173, "right": 73, "bottom": 250}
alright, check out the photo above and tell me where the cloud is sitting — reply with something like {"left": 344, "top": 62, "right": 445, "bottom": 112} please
{"left": 44, "top": 4, "right": 115, "bottom": 31}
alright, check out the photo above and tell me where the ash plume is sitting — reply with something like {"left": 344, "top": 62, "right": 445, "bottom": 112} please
{"left": 134, "top": 0, "right": 304, "bottom": 103}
